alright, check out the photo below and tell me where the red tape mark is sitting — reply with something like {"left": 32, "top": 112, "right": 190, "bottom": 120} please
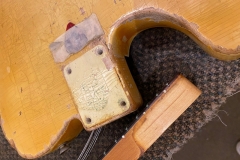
{"left": 66, "top": 22, "right": 75, "bottom": 31}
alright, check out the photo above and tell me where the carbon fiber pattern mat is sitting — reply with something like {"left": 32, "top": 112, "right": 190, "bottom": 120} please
{"left": 1, "top": 28, "right": 240, "bottom": 160}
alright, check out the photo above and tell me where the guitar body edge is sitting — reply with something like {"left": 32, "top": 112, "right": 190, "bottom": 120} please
{"left": 0, "top": 115, "right": 82, "bottom": 159}
{"left": 109, "top": 8, "right": 240, "bottom": 61}
{"left": 1, "top": 0, "right": 240, "bottom": 158}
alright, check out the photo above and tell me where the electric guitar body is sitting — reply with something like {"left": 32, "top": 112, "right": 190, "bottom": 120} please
{"left": 0, "top": 0, "right": 240, "bottom": 158}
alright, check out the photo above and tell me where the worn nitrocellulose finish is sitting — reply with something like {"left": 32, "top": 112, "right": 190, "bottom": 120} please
{"left": 1, "top": 0, "right": 240, "bottom": 159}
{"left": 1, "top": 26, "right": 240, "bottom": 160}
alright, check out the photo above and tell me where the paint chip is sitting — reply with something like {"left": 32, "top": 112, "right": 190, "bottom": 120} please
{"left": 80, "top": 8, "right": 85, "bottom": 15}
{"left": 122, "top": 36, "right": 127, "bottom": 42}
{"left": 7, "top": 67, "right": 10, "bottom": 73}
{"left": 67, "top": 104, "right": 71, "bottom": 109}
{"left": 102, "top": 56, "right": 115, "bottom": 70}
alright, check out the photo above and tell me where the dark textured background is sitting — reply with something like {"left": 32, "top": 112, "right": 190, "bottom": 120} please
{"left": 1, "top": 27, "right": 240, "bottom": 160}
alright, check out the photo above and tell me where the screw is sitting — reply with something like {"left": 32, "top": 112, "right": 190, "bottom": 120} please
{"left": 120, "top": 100, "right": 126, "bottom": 106}
{"left": 96, "top": 48, "right": 103, "bottom": 55}
{"left": 86, "top": 117, "right": 91, "bottom": 124}
{"left": 67, "top": 68, "right": 72, "bottom": 74}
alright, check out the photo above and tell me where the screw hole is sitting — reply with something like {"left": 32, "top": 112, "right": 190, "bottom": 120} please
{"left": 97, "top": 48, "right": 103, "bottom": 55}
{"left": 120, "top": 100, "right": 126, "bottom": 107}
{"left": 67, "top": 68, "right": 72, "bottom": 74}
{"left": 86, "top": 117, "right": 91, "bottom": 124}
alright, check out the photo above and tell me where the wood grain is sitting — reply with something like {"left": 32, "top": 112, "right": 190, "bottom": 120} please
{"left": 103, "top": 75, "right": 201, "bottom": 160}
{"left": 0, "top": 0, "right": 238, "bottom": 158}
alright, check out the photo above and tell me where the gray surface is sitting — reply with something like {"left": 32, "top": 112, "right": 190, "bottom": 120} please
{"left": 174, "top": 92, "right": 240, "bottom": 160}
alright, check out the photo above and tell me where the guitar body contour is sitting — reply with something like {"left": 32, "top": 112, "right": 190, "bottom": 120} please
{"left": 0, "top": 0, "right": 240, "bottom": 158}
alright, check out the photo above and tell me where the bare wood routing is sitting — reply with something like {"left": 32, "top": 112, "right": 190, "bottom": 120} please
{"left": 103, "top": 75, "right": 201, "bottom": 160}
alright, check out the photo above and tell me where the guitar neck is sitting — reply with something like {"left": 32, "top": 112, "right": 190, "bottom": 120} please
{"left": 102, "top": 75, "right": 201, "bottom": 160}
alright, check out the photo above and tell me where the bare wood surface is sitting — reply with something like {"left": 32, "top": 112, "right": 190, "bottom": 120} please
{"left": 103, "top": 75, "right": 201, "bottom": 160}
{"left": 0, "top": 0, "right": 238, "bottom": 158}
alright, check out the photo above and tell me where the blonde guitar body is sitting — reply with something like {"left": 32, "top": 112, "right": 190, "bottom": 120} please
{"left": 0, "top": 0, "right": 240, "bottom": 158}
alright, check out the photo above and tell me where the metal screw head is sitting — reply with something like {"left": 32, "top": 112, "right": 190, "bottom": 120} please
{"left": 96, "top": 48, "right": 103, "bottom": 55}
{"left": 120, "top": 100, "right": 126, "bottom": 107}
{"left": 86, "top": 117, "right": 91, "bottom": 124}
{"left": 67, "top": 68, "right": 72, "bottom": 74}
